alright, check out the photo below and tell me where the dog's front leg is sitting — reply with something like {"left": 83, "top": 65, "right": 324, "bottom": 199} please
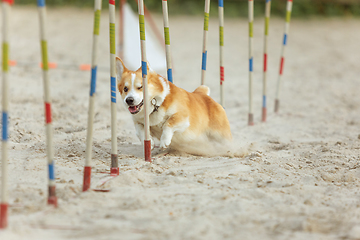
{"left": 134, "top": 122, "right": 145, "bottom": 143}
{"left": 160, "top": 115, "right": 190, "bottom": 149}
{"left": 135, "top": 122, "right": 154, "bottom": 149}
{"left": 159, "top": 127, "right": 173, "bottom": 149}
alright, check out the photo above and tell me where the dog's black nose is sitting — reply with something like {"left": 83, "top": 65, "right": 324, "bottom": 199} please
{"left": 126, "top": 97, "right": 134, "bottom": 105}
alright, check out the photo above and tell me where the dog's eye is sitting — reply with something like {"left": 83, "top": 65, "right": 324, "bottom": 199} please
{"left": 124, "top": 86, "right": 128, "bottom": 92}
{"left": 137, "top": 86, "right": 143, "bottom": 90}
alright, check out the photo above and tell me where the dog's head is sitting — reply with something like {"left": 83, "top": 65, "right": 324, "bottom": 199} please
{"left": 116, "top": 57, "right": 170, "bottom": 116}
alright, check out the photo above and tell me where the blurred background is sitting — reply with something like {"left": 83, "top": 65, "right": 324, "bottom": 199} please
{"left": 13, "top": 0, "right": 360, "bottom": 18}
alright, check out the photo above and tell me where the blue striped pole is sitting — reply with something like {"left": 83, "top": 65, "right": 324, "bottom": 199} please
{"left": 201, "top": 0, "right": 210, "bottom": 85}
{"left": 83, "top": 0, "right": 102, "bottom": 192}
{"left": 109, "top": 0, "right": 119, "bottom": 175}
{"left": 138, "top": 0, "right": 151, "bottom": 162}
{"left": 37, "top": 0, "right": 57, "bottom": 207}
{"left": 0, "top": 0, "right": 13, "bottom": 229}
{"left": 248, "top": 0, "right": 254, "bottom": 125}
{"left": 275, "top": 0, "right": 293, "bottom": 113}
{"left": 162, "top": 0, "right": 173, "bottom": 83}
{"left": 262, "top": 0, "right": 271, "bottom": 122}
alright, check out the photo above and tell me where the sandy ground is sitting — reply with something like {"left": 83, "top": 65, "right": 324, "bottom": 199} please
{"left": 1, "top": 6, "right": 360, "bottom": 240}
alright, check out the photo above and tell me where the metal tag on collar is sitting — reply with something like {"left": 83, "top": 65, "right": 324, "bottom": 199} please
{"left": 151, "top": 98, "right": 157, "bottom": 106}
{"left": 151, "top": 98, "right": 159, "bottom": 113}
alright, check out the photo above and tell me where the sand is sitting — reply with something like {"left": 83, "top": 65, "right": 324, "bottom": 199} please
{"left": 1, "top": 6, "right": 360, "bottom": 240}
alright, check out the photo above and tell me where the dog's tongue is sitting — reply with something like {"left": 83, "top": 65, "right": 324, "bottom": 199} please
{"left": 128, "top": 106, "right": 137, "bottom": 113}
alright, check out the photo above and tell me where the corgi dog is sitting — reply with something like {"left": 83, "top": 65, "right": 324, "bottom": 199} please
{"left": 116, "top": 57, "right": 232, "bottom": 153}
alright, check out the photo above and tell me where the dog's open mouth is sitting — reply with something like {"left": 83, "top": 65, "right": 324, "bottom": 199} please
{"left": 128, "top": 100, "right": 143, "bottom": 114}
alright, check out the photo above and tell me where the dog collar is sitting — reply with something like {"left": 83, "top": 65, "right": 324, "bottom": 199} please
{"left": 151, "top": 98, "right": 160, "bottom": 114}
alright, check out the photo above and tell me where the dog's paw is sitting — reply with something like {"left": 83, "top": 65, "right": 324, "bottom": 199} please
{"left": 151, "top": 138, "right": 155, "bottom": 150}
{"left": 159, "top": 142, "right": 168, "bottom": 149}
{"left": 160, "top": 137, "right": 171, "bottom": 149}
{"left": 159, "top": 144, "right": 169, "bottom": 150}
{"left": 160, "top": 128, "right": 173, "bottom": 150}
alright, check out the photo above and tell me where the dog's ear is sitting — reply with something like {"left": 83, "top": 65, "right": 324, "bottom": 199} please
{"left": 147, "top": 61, "right": 154, "bottom": 73}
{"left": 136, "top": 61, "right": 154, "bottom": 74}
{"left": 116, "top": 57, "right": 127, "bottom": 82}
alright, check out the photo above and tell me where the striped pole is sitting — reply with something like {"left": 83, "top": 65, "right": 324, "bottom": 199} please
{"left": 218, "top": 0, "right": 224, "bottom": 106}
{"left": 162, "top": 0, "right": 173, "bottom": 83}
{"left": 138, "top": 0, "right": 151, "bottom": 162}
{"left": 275, "top": 0, "right": 293, "bottom": 113}
{"left": 109, "top": 0, "right": 119, "bottom": 174}
{"left": 1, "top": 0, "right": 13, "bottom": 229}
{"left": 262, "top": 0, "right": 271, "bottom": 122}
{"left": 248, "top": 0, "right": 254, "bottom": 126}
{"left": 83, "top": 0, "right": 102, "bottom": 192}
{"left": 201, "top": 0, "right": 210, "bottom": 85}
{"left": 37, "top": 0, "right": 57, "bottom": 207}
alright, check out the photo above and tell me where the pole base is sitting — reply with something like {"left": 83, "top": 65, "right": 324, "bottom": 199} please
{"left": 248, "top": 113, "right": 254, "bottom": 126}
{"left": 83, "top": 166, "right": 91, "bottom": 192}
{"left": 274, "top": 99, "right": 280, "bottom": 113}
{"left": 144, "top": 140, "right": 152, "bottom": 162}
{"left": 262, "top": 107, "right": 267, "bottom": 122}
{"left": 47, "top": 196, "right": 58, "bottom": 207}
{"left": 0, "top": 203, "right": 8, "bottom": 229}
{"left": 110, "top": 167, "right": 119, "bottom": 176}
{"left": 48, "top": 185, "right": 58, "bottom": 207}
{"left": 110, "top": 154, "right": 118, "bottom": 176}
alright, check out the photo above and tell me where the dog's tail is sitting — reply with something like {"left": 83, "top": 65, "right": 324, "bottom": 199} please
{"left": 193, "top": 85, "right": 210, "bottom": 96}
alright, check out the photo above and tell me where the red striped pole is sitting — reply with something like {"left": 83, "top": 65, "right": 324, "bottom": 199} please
{"left": 218, "top": 0, "right": 224, "bottom": 107}
{"left": 275, "top": 0, "right": 293, "bottom": 113}
{"left": 37, "top": 0, "right": 57, "bottom": 207}
{"left": 262, "top": 0, "right": 271, "bottom": 122}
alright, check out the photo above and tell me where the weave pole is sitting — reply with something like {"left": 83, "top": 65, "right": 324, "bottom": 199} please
{"left": 201, "top": 0, "right": 210, "bottom": 85}
{"left": 248, "top": 0, "right": 254, "bottom": 126}
{"left": 109, "top": 0, "right": 119, "bottom": 174}
{"left": 162, "top": 0, "right": 173, "bottom": 83}
{"left": 262, "top": 0, "right": 271, "bottom": 122}
{"left": 1, "top": 0, "right": 13, "bottom": 229}
{"left": 83, "top": 0, "right": 102, "bottom": 192}
{"left": 138, "top": 0, "right": 151, "bottom": 162}
{"left": 275, "top": 0, "right": 293, "bottom": 113}
{"left": 218, "top": 0, "right": 224, "bottom": 106}
{"left": 37, "top": 0, "right": 57, "bottom": 207}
